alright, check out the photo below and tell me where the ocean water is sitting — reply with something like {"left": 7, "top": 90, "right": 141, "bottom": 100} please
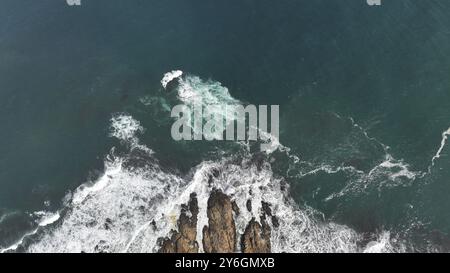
{"left": 1, "top": 0, "right": 450, "bottom": 252}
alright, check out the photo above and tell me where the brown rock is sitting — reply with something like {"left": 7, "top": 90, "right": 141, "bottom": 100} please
{"left": 158, "top": 193, "right": 199, "bottom": 253}
{"left": 241, "top": 201, "right": 272, "bottom": 253}
{"left": 202, "top": 189, "right": 237, "bottom": 253}
{"left": 157, "top": 190, "right": 274, "bottom": 254}
{"left": 158, "top": 231, "right": 178, "bottom": 253}
{"left": 241, "top": 218, "right": 271, "bottom": 253}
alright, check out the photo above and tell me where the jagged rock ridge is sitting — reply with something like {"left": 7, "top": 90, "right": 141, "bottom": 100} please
{"left": 158, "top": 193, "right": 199, "bottom": 253}
{"left": 158, "top": 189, "right": 273, "bottom": 253}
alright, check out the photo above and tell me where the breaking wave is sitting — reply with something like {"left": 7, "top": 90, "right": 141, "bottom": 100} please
{"left": 0, "top": 211, "right": 60, "bottom": 253}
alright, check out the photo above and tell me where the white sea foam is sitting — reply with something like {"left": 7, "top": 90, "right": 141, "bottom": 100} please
{"left": 1, "top": 231, "right": 37, "bottom": 253}
{"left": 71, "top": 155, "right": 123, "bottom": 205}
{"left": 429, "top": 127, "right": 450, "bottom": 172}
{"left": 338, "top": 114, "right": 421, "bottom": 186}
{"left": 350, "top": 115, "right": 423, "bottom": 180}
{"left": 0, "top": 211, "right": 17, "bottom": 225}
{"left": 300, "top": 165, "right": 363, "bottom": 178}
{"left": 161, "top": 70, "right": 183, "bottom": 89}
{"left": 164, "top": 71, "right": 285, "bottom": 153}
{"left": 35, "top": 211, "right": 61, "bottom": 227}
{"left": 346, "top": 115, "right": 390, "bottom": 151}
{"left": 109, "top": 114, "right": 153, "bottom": 154}
{"left": 368, "top": 154, "right": 419, "bottom": 184}
{"left": 363, "top": 231, "right": 397, "bottom": 253}
{"left": 176, "top": 75, "right": 239, "bottom": 106}
{"left": 0, "top": 211, "right": 60, "bottom": 253}
{"left": 26, "top": 157, "right": 186, "bottom": 253}
{"left": 110, "top": 114, "right": 144, "bottom": 142}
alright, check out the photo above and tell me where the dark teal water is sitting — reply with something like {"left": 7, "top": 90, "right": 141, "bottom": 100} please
{"left": 1, "top": 0, "right": 450, "bottom": 252}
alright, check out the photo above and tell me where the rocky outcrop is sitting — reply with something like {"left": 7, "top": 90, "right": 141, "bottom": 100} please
{"left": 158, "top": 193, "right": 199, "bottom": 253}
{"left": 202, "top": 189, "right": 237, "bottom": 253}
{"left": 241, "top": 202, "right": 272, "bottom": 253}
{"left": 157, "top": 190, "right": 273, "bottom": 253}
{"left": 241, "top": 219, "right": 271, "bottom": 253}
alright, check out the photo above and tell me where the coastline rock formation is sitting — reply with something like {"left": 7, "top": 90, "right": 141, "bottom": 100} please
{"left": 241, "top": 200, "right": 272, "bottom": 253}
{"left": 202, "top": 190, "right": 237, "bottom": 253}
{"left": 158, "top": 193, "right": 199, "bottom": 253}
{"left": 157, "top": 189, "right": 273, "bottom": 253}
{"left": 241, "top": 218, "right": 271, "bottom": 253}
